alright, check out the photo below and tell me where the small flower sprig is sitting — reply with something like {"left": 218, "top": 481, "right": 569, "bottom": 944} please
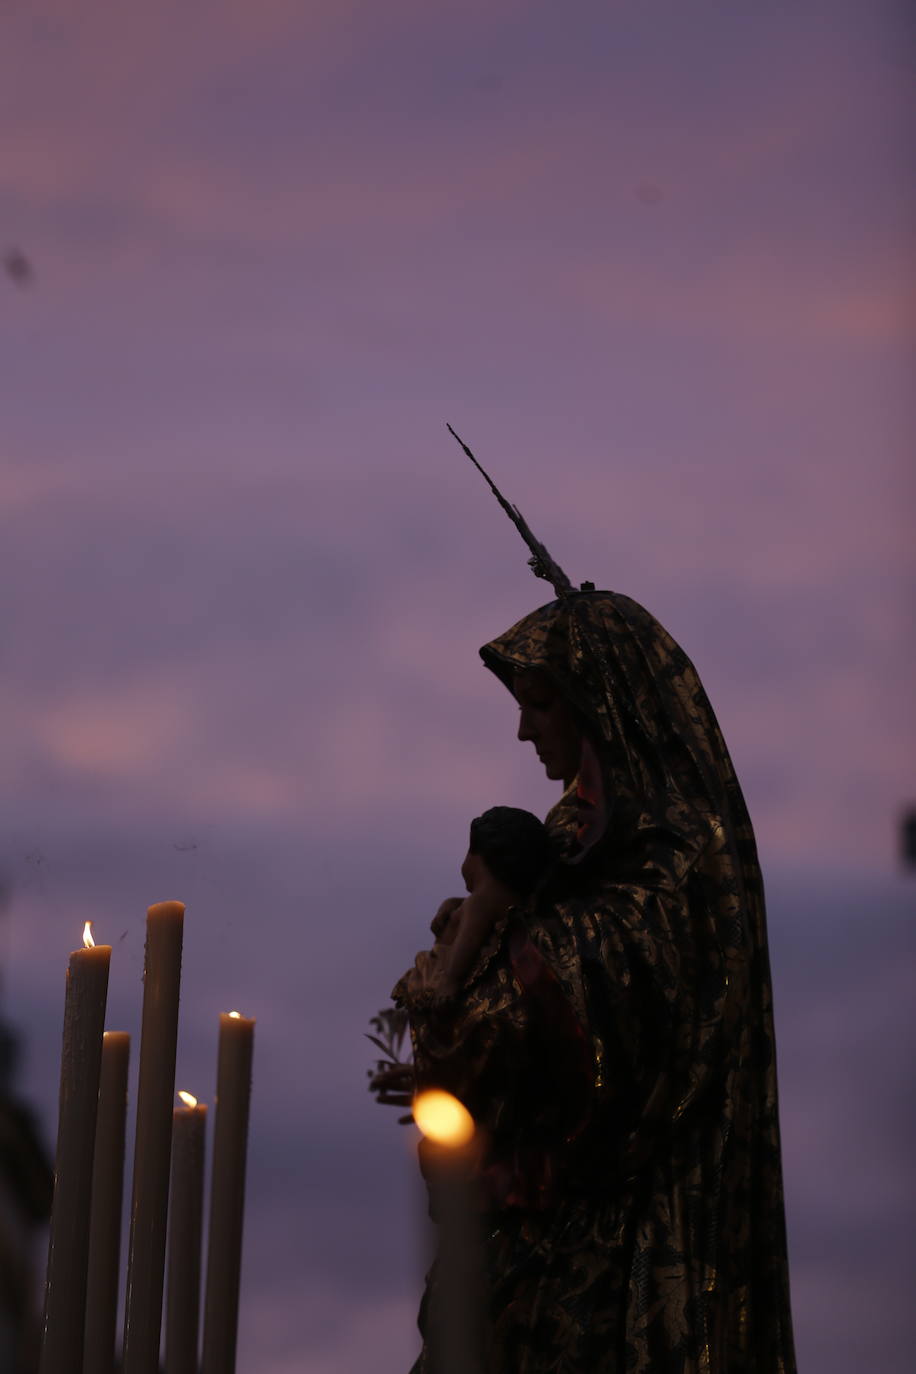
{"left": 365, "top": 1005, "right": 410, "bottom": 1065}
{"left": 365, "top": 1006, "right": 414, "bottom": 1124}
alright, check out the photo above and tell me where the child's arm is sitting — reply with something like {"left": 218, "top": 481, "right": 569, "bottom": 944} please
{"left": 401, "top": 879, "right": 519, "bottom": 1002}
{"left": 436, "top": 887, "right": 511, "bottom": 991}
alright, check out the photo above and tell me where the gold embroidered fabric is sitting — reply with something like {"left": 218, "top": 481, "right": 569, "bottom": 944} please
{"left": 396, "top": 591, "right": 796, "bottom": 1373}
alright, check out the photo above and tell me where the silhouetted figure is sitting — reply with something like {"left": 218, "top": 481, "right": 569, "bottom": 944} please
{"left": 0, "top": 880, "right": 53, "bottom": 1373}
{"left": 0, "top": 1019, "right": 53, "bottom": 1372}
{"left": 902, "top": 806, "right": 916, "bottom": 869}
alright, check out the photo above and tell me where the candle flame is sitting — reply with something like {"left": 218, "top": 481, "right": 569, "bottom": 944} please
{"left": 413, "top": 1090, "right": 475, "bottom": 1147}
{"left": 83, "top": 921, "right": 95, "bottom": 949}
{"left": 177, "top": 1090, "right": 198, "bottom": 1108}
{"left": 228, "top": 1010, "right": 241, "bottom": 1019}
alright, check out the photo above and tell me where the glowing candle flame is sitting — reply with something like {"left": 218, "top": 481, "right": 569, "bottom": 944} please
{"left": 228, "top": 1010, "right": 241, "bottom": 1019}
{"left": 83, "top": 921, "right": 95, "bottom": 949}
{"left": 177, "top": 1091, "right": 198, "bottom": 1109}
{"left": 413, "top": 1090, "right": 475, "bottom": 1147}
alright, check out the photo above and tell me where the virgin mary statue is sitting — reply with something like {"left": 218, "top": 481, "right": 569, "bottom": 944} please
{"left": 379, "top": 442, "right": 796, "bottom": 1373}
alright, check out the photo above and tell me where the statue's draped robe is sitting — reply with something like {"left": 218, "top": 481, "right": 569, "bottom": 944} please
{"left": 395, "top": 591, "right": 796, "bottom": 1374}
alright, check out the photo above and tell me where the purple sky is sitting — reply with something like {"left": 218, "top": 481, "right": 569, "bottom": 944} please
{"left": 2, "top": 2, "right": 914, "bottom": 1370}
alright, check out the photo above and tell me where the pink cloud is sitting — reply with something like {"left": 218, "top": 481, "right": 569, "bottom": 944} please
{"left": 33, "top": 679, "right": 194, "bottom": 776}
{"left": 563, "top": 245, "right": 914, "bottom": 347}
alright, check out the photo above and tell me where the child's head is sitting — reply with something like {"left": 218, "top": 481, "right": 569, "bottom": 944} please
{"left": 462, "top": 806, "right": 553, "bottom": 899}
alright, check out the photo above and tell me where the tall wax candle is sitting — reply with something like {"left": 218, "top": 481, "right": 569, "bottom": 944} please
{"left": 165, "top": 1092, "right": 207, "bottom": 1374}
{"left": 201, "top": 1011, "right": 255, "bottom": 1374}
{"left": 414, "top": 1091, "right": 483, "bottom": 1374}
{"left": 39, "top": 924, "right": 111, "bottom": 1374}
{"left": 122, "top": 901, "right": 185, "bottom": 1374}
{"left": 84, "top": 1031, "right": 131, "bottom": 1374}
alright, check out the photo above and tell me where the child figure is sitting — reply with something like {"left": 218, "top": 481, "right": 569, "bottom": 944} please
{"left": 369, "top": 806, "right": 557, "bottom": 1116}
{"left": 402, "top": 806, "right": 554, "bottom": 1002}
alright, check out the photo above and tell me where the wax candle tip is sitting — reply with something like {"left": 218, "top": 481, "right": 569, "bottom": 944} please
{"left": 147, "top": 899, "right": 186, "bottom": 918}
{"left": 414, "top": 1089, "right": 475, "bottom": 1147}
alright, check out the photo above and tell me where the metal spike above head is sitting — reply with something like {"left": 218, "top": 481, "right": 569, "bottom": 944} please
{"left": 446, "top": 423, "right": 575, "bottom": 598}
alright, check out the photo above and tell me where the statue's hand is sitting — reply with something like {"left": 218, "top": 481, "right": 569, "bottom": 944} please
{"left": 405, "top": 947, "right": 453, "bottom": 997}
{"left": 368, "top": 1062, "right": 415, "bottom": 1125}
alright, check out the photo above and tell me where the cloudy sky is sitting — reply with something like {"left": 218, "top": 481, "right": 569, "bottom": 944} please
{"left": 1, "top": 1, "right": 913, "bottom": 1370}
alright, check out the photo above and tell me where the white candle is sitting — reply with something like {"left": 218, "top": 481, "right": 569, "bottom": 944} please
{"left": 201, "top": 1011, "right": 255, "bottom": 1374}
{"left": 39, "top": 924, "right": 112, "bottom": 1374}
{"left": 165, "top": 1092, "right": 207, "bottom": 1374}
{"left": 414, "top": 1090, "right": 483, "bottom": 1374}
{"left": 123, "top": 900, "right": 185, "bottom": 1374}
{"left": 84, "top": 1031, "right": 130, "bottom": 1374}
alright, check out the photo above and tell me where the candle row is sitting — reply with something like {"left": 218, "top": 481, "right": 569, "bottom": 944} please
{"left": 39, "top": 902, "right": 255, "bottom": 1374}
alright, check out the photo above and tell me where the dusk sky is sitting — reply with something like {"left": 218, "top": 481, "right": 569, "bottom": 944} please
{"left": 1, "top": 2, "right": 913, "bottom": 1371}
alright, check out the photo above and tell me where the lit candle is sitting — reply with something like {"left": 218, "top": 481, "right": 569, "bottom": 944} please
{"left": 122, "top": 900, "right": 185, "bottom": 1374}
{"left": 201, "top": 1011, "right": 255, "bottom": 1374}
{"left": 84, "top": 1031, "right": 130, "bottom": 1374}
{"left": 165, "top": 1092, "right": 207, "bottom": 1374}
{"left": 39, "top": 923, "right": 112, "bottom": 1374}
{"left": 414, "top": 1090, "right": 483, "bottom": 1374}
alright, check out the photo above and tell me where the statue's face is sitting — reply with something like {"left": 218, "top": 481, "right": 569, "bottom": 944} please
{"left": 460, "top": 848, "right": 489, "bottom": 893}
{"left": 512, "top": 668, "right": 582, "bottom": 785}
